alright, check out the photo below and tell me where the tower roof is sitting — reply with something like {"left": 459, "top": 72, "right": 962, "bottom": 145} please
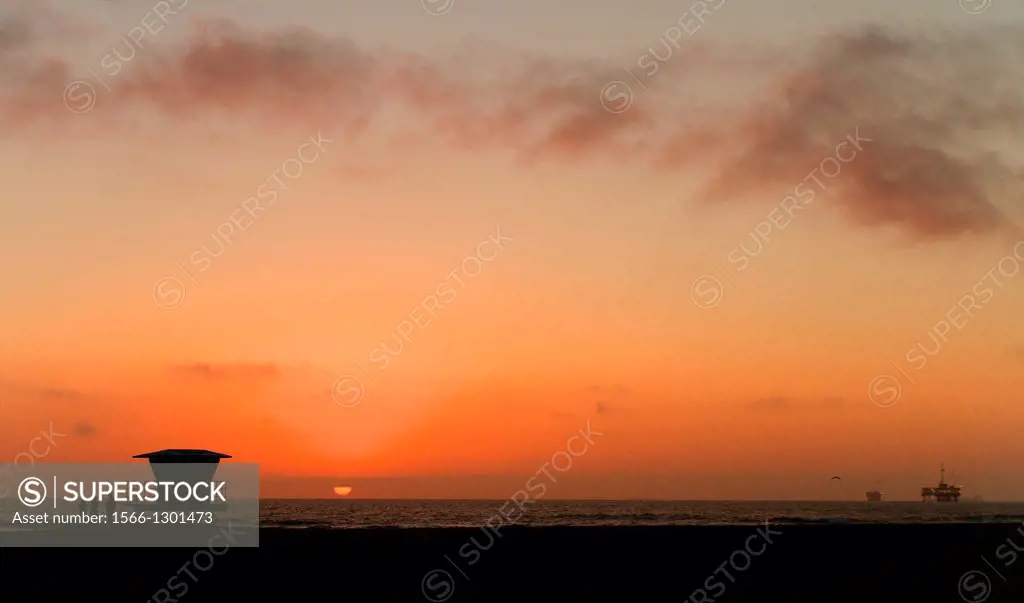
{"left": 132, "top": 449, "right": 231, "bottom": 459}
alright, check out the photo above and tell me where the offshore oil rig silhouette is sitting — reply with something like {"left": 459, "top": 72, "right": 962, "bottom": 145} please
{"left": 920, "top": 463, "right": 961, "bottom": 502}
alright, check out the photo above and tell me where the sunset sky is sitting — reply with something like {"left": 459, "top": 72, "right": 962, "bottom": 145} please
{"left": 2, "top": 0, "right": 1023, "bottom": 500}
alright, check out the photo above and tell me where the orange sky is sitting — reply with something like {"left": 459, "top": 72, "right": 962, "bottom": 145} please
{"left": 1, "top": 1, "right": 1023, "bottom": 500}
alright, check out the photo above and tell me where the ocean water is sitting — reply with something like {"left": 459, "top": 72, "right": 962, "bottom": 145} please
{"left": 260, "top": 499, "right": 1024, "bottom": 528}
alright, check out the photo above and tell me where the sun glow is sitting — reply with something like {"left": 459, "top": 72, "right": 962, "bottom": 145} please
{"left": 333, "top": 486, "right": 353, "bottom": 496}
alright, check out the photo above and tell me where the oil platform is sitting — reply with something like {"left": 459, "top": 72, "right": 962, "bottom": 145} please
{"left": 865, "top": 489, "right": 883, "bottom": 502}
{"left": 920, "top": 463, "right": 961, "bottom": 502}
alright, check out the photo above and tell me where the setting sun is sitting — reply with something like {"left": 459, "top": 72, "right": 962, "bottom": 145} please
{"left": 333, "top": 486, "right": 353, "bottom": 496}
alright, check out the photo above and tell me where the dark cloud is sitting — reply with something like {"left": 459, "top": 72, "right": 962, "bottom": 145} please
{"left": 37, "top": 388, "right": 92, "bottom": 403}
{"left": 702, "top": 26, "right": 1024, "bottom": 242}
{"left": 1, "top": 5, "right": 88, "bottom": 104}
{"left": 73, "top": 421, "right": 98, "bottom": 437}
{"left": 0, "top": 381, "right": 94, "bottom": 404}
{"left": 2, "top": 11, "right": 1021, "bottom": 243}
{"left": 172, "top": 363, "right": 280, "bottom": 380}
{"left": 0, "top": 14, "right": 33, "bottom": 52}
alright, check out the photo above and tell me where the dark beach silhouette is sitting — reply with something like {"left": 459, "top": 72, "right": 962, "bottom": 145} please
{"left": 5, "top": 524, "right": 1024, "bottom": 602}
{"left": 5, "top": 449, "right": 1019, "bottom": 601}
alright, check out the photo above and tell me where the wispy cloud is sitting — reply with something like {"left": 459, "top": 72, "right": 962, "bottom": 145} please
{"left": 171, "top": 363, "right": 281, "bottom": 380}
{"left": 700, "top": 26, "right": 1024, "bottom": 242}
{"left": 0, "top": 381, "right": 95, "bottom": 404}
{"left": 3, "top": 8, "right": 1022, "bottom": 243}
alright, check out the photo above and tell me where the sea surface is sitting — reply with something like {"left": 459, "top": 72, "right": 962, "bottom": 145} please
{"left": 260, "top": 499, "right": 1024, "bottom": 528}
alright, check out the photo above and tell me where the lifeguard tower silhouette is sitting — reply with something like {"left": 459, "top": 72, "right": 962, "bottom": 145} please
{"left": 131, "top": 449, "right": 232, "bottom": 510}
{"left": 133, "top": 449, "right": 232, "bottom": 483}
